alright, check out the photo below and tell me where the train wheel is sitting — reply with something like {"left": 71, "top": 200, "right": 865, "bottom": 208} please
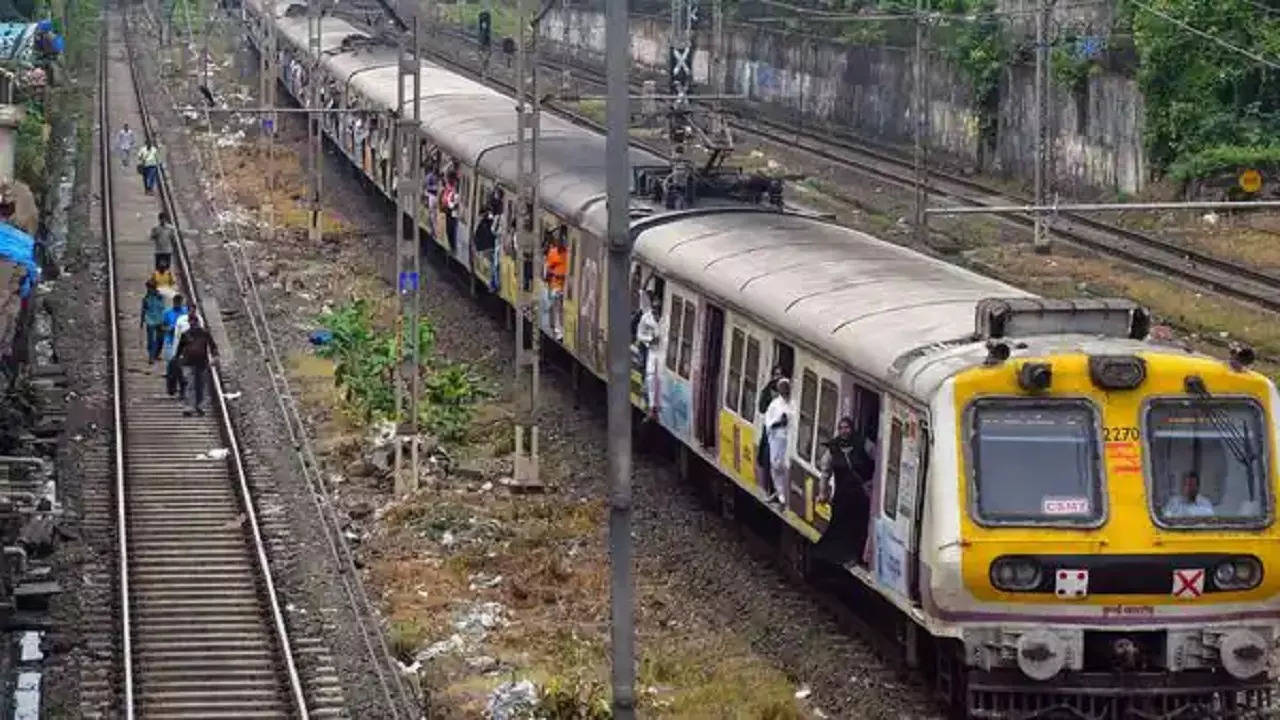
{"left": 935, "top": 640, "right": 970, "bottom": 720}
{"left": 716, "top": 477, "right": 736, "bottom": 522}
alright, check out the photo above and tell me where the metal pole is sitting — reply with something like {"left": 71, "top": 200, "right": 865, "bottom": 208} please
{"left": 1032, "top": 0, "right": 1051, "bottom": 252}
{"left": 393, "top": 2, "right": 423, "bottom": 497}
{"left": 307, "top": 0, "right": 323, "bottom": 245}
{"left": 512, "top": 0, "right": 540, "bottom": 488}
{"left": 262, "top": 1, "right": 277, "bottom": 251}
{"left": 912, "top": 0, "right": 927, "bottom": 244}
{"left": 605, "top": 2, "right": 635, "bottom": 718}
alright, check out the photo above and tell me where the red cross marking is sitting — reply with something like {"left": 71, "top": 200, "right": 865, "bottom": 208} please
{"left": 1173, "top": 569, "right": 1204, "bottom": 598}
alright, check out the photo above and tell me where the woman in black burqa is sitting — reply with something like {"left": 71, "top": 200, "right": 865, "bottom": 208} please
{"left": 816, "top": 416, "right": 874, "bottom": 566}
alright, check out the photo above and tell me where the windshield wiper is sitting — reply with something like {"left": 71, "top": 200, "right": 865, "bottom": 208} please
{"left": 1184, "top": 375, "right": 1256, "bottom": 467}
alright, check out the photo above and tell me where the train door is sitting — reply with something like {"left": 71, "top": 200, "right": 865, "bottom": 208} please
{"left": 470, "top": 179, "right": 503, "bottom": 291}
{"left": 716, "top": 317, "right": 766, "bottom": 489}
{"left": 560, "top": 226, "right": 580, "bottom": 355}
{"left": 790, "top": 359, "right": 842, "bottom": 527}
{"left": 628, "top": 265, "right": 662, "bottom": 407}
{"left": 656, "top": 283, "right": 698, "bottom": 440}
{"left": 694, "top": 303, "right": 725, "bottom": 450}
{"left": 873, "top": 396, "right": 925, "bottom": 601}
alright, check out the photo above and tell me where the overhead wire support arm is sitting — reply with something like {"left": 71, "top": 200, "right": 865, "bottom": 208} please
{"left": 926, "top": 200, "right": 1280, "bottom": 214}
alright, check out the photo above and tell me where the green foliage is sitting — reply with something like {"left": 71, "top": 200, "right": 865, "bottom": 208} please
{"left": 318, "top": 300, "right": 490, "bottom": 441}
{"left": 1167, "top": 144, "right": 1280, "bottom": 183}
{"left": 930, "top": 0, "right": 1010, "bottom": 141}
{"left": 534, "top": 675, "right": 612, "bottom": 720}
{"left": 1051, "top": 35, "right": 1098, "bottom": 92}
{"left": 15, "top": 101, "right": 46, "bottom": 195}
{"left": 1129, "top": 0, "right": 1280, "bottom": 173}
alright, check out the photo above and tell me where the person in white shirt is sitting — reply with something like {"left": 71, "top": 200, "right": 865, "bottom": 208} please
{"left": 116, "top": 123, "right": 135, "bottom": 168}
{"left": 634, "top": 293, "right": 661, "bottom": 415}
{"left": 1163, "top": 471, "right": 1215, "bottom": 518}
{"left": 763, "top": 378, "right": 794, "bottom": 508}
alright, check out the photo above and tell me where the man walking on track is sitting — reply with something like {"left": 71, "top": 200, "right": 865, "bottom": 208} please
{"left": 149, "top": 211, "right": 175, "bottom": 270}
{"left": 116, "top": 123, "right": 135, "bottom": 168}
{"left": 161, "top": 294, "right": 189, "bottom": 398}
{"left": 175, "top": 315, "right": 218, "bottom": 417}
{"left": 140, "top": 279, "right": 166, "bottom": 364}
{"left": 137, "top": 139, "right": 160, "bottom": 195}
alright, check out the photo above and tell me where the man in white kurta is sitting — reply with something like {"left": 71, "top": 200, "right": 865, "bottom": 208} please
{"left": 764, "top": 378, "right": 793, "bottom": 507}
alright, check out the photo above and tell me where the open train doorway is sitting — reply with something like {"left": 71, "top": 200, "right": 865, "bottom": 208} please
{"left": 696, "top": 303, "right": 725, "bottom": 449}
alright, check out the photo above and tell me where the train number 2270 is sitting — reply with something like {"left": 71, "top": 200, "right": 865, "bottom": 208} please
{"left": 1102, "top": 426, "right": 1140, "bottom": 442}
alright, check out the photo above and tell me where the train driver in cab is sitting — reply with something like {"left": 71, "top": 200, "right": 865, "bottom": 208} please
{"left": 1162, "top": 471, "right": 1215, "bottom": 519}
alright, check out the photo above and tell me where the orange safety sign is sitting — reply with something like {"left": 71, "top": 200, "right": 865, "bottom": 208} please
{"left": 1240, "top": 169, "right": 1263, "bottom": 194}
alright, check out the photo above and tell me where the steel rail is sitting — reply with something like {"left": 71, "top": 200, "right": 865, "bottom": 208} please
{"left": 98, "top": 18, "right": 135, "bottom": 720}
{"left": 113, "top": 9, "right": 311, "bottom": 717}
{"left": 146, "top": 8, "right": 417, "bottom": 717}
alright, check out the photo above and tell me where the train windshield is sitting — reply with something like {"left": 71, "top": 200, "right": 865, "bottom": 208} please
{"left": 968, "top": 400, "right": 1102, "bottom": 525}
{"left": 1147, "top": 399, "right": 1269, "bottom": 528}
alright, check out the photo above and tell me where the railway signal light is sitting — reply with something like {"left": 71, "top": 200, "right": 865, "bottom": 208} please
{"left": 478, "top": 10, "right": 491, "bottom": 48}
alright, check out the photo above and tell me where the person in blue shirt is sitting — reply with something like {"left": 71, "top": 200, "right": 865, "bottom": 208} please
{"left": 161, "top": 294, "right": 189, "bottom": 398}
{"left": 139, "top": 279, "right": 167, "bottom": 364}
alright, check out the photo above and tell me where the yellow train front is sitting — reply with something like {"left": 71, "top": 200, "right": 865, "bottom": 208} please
{"left": 923, "top": 307, "right": 1280, "bottom": 718}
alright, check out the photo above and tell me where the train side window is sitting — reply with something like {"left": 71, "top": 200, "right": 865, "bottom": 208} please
{"left": 678, "top": 300, "right": 696, "bottom": 379}
{"left": 883, "top": 419, "right": 904, "bottom": 519}
{"left": 725, "top": 328, "right": 744, "bottom": 413}
{"left": 796, "top": 370, "right": 818, "bottom": 462}
{"left": 773, "top": 340, "right": 794, "bottom": 380}
{"left": 817, "top": 378, "right": 838, "bottom": 451}
{"left": 741, "top": 336, "right": 761, "bottom": 423}
{"left": 665, "top": 295, "right": 685, "bottom": 372}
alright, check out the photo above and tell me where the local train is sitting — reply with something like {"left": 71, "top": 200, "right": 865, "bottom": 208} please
{"left": 238, "top": 2, "right": 1280, "bottom": 716}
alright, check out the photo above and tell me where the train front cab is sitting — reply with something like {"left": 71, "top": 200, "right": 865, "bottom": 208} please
{"left": 930, "top": 346, "right": 1280, "bottom": 718}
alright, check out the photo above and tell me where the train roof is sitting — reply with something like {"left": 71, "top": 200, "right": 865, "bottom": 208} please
{"left": 270, "top": 10, "right": 666, "bottom": 227}
{"left": 633, "top": 209, "right": 1034, "bottom": 398}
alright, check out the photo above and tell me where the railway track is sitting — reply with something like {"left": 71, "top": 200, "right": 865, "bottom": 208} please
{"left": 406, "top": 19, "right": 1280, "bottom": 315}
{"left": 101, "top": 10, "right": 315, "bottom": 717}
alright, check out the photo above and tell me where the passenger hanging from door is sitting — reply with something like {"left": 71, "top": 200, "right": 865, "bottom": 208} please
{"left": 543, "top": 226, "right": 567, "bottom": 341}
{"left": 763, "top": 377, "right": 793, "bottom": 508}
{"left": 756, "top": 364, "right": 787, "bottom": 496}
{"left": 816, "top": 416, "right": 875, "bottom": 567}
{"left": 634, "top": 290, "right": 662, "bottom": 418}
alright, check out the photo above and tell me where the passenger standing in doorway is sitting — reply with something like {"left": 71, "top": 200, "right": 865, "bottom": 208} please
{"left": 816, "top": 417, "right": 874, "bottom": 566}
{"left": 149, "top": 211, "right": 175, "bottom": 271}
{"left": 140, "top": 279, "right": 167, "bottom": 364}
{"left": 137, "top": 140, "right": 160, "bottom": 195}
{"left": 161, "top": 295, "right": 190, "bottom": 398}
{"left": 544, "top": 230, "right": 567, "bottom": 341}
{"left": 755, "top": 364, "right": 787, "bottom": 493}
{"left": 116, "top": 123, "right": 135, "bottom": 168}
{"left": 635, "top": 292, "right": 661, "bottom": 417}
{"left": 763, "top": 377, "right": 793, "bottom": 508}
{"left": 176, "top": 314, "right": 218, "bottom": 416}
{"left": 758, "top": 364, "right": 786, "bottom": 416}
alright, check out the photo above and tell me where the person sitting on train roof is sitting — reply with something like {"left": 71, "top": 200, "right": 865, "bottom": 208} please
{"left": 1162, "top": 471, "right": 1215, "bottom": 519}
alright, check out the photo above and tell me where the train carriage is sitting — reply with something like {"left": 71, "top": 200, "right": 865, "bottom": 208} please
{"left": 240, "top": 2, "right": 1280, "bottom": 716}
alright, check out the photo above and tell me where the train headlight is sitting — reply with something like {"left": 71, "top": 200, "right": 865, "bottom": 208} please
{"left": 990, "top": 556, "right": 1042, "bottom": 592}
{"left": 1221, "top": 629, "right": 1269, "bottom": 680}
{"left": 1089, "top": 355, "right": 1146, "bottom": 390}
{"left": 1214, "top": 556, "right": 1263, "bottom": 590}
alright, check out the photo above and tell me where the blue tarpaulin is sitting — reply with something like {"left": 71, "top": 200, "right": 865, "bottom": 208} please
{"left": 0, "top": 221, "right": 38, "bottom": 297}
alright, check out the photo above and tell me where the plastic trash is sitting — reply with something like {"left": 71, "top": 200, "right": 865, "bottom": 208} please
{"left": 485, "top": 679, "right": 537, "bottom": 720}
{"left": 197, "top": 448, "right": 230, "bottom": 460}
{"left": 309, "top": 329, "right": 333, "bottom": 346}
